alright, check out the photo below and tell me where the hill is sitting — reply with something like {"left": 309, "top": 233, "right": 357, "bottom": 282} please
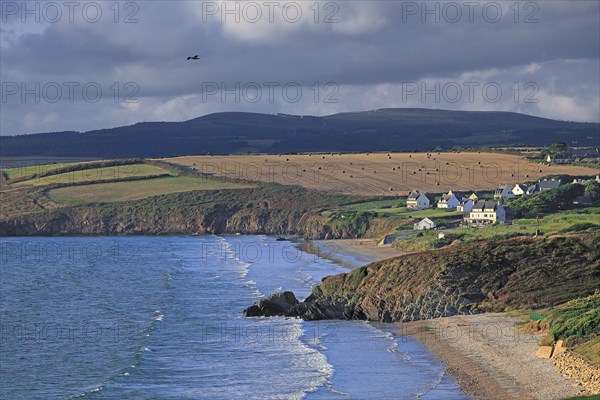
{"left": 1, "top": 108, "right": 598, "bottom": 158}
{"left": 243, "top": 233, "right": 600, "bottom": 322}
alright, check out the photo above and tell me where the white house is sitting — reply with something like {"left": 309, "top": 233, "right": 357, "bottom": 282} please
{"left": 494, "top": 184, "right": 515, "bottom": 200}
{"left": 407, "top": 191, "right": 430, "bottom": 210}
{"left": 437, "top": 191, "right": 460, "bottom": 209}
{"left": 414, "top": 217, "right": 436, "bottom": 231}
{"left": 457, "top": 198, "right": 474, "bottom": 212}
{"left": 464, "top": 200, "right": 506, "bottom": 225}
{"left": 512, "top": 184, "right": 528, "bottom": 196}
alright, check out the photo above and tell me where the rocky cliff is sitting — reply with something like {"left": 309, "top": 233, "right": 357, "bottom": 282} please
{"left": 244, "top": 234, "right": 600, "bottom": 322}
{"left": 0, "top": 184, "right": 386, "bottom": 238}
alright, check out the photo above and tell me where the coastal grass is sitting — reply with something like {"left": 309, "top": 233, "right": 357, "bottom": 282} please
{"left": 345, "top": 203, "right": 463, "bottom": 219}
{"left": 573, "top": 337, "right": 600, "bottom": 367}
{"left": 13, "top": 164, "right": 171, "bottom": 187}
{"left": 392, "top": 210, "right": 600, "bottom": 252}
{"left": 342, "top": 198, "right": 406, "bottom": 210}
{"left": 562, "top": 395, "right": 600, "bottom": 400}
{"left": 545, "top": 293, "right": 600, "bottom": 341}
{"left": 47, "top": 176, "right": 255, "bottom": 204}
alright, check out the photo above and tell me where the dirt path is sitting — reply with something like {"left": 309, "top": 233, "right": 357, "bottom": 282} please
{"left": 398, "top": 314, "right": 587, "bottom": 400}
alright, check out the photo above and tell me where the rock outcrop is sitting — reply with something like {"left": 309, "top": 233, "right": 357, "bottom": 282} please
{"left": 243, "top": 234, "right": 600, "bottom": 323}
{"left": 242, "top": 292, "right": 300, "bottom": 317}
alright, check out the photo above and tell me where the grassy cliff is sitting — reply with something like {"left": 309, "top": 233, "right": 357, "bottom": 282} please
{"left": 0, "top": 183, "right": 373, "bottom": 238}
{"left": 295, "top": 233, "right": 600, "bottom": 322}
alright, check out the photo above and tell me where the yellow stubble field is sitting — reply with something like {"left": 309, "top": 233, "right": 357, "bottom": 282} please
{"left": 166, "top": 152, "right": 598, "bottom": 196}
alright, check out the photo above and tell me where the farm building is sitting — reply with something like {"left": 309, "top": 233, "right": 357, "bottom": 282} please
{"left": 414, "top": 218, "right": 436, "bottom": 231}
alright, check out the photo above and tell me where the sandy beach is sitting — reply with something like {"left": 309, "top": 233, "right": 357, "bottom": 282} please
{"left": 305, "top": 239, "right": 590, "bottom": 399}
{"left": 398, "top": 314, "right": 587, "bottom": 400}
{"left": 304, "top": 238, "right": 406, "bottom": 268}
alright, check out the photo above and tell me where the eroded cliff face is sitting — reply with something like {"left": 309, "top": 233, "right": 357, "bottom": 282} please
{"left": 244, "top": 234, "right": 600, "bottom": 322}
{"left": 0, "top": 185, "right": 379, "bottom": 238}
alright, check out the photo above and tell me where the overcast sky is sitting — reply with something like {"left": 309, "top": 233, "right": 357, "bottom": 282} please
{"left": 1, "top": 0, "right": 599, "bottom": 135}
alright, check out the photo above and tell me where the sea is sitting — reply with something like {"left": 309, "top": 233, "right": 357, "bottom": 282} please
{"left": 0, "top": 236, "right": 470, "bottom": 399}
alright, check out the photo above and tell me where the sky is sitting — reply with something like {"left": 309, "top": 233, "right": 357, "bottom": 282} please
{"left": 1, "top": 0, "right": 599, "bottom": 136}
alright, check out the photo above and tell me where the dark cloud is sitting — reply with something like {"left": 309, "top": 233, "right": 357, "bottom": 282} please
{"left": 1, "top": 0, "right": 599, "bottom": 135}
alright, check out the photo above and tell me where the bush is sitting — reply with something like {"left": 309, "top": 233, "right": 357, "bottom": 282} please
{"left": 430, "top": 233, "right": 466, "bottom": 248}
{"left": 489, "top": 232, "right": 531, "bottom": 240}
{"left": 584, "top": 181, "right": 600, "bottom": 201}
{"left": 545, "top": 293, "right": 600, "bottom": 340}
{"left": 509, "top": 183, "right": 585, "bottom": 217}
{"left": 328, "top": 211, "right": 375, "bottom": 236}
{"left": 561, "top": 223, "right": 600, "bottom": 233}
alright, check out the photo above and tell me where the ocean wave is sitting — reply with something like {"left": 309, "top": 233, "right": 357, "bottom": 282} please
{"left": 152, "top": 310, "right": 164, "bottom": 322}
{"left": 415, "top": 369, "right": 446, "bottom": 400}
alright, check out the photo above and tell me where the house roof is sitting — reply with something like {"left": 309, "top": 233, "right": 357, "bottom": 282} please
{"left": 570, "top": 149, "right": 599, "bottom": 158}
{"left": 513, "top": 184, "right": 528, "bottom": 191}
{"left": 574, "top": 196, "right": 592, "bottom": 204}
{"left": 407, "top": 192, "right": 420, "bottom": 200}
{"left": 538, "top": 180, "right": 561, "bottom": 190}
{"left": 551, "top": 149, "right": 599, "bottom": 160}
{"left": 440, "top": 192, "right": 458, "bottom": 202}
{"left": 471, "top": 200, "right": 501, "bottom": 212}
{"left": 419, "top": 217, "right": 435, "bottom": 225}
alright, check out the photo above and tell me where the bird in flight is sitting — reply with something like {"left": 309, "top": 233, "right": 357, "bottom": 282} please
{"left": 187, "top": 55, "right": 201, "bottom": 60}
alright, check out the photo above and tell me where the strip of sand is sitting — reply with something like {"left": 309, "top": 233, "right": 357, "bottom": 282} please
{"left": 397, "top": 314, "right": 587, "bottom": 400}
{"left": 300, "top": 239, "right": 590, "bottom": 399}
{"left": 303, "top": 239, "right": 406, "bottom": 268}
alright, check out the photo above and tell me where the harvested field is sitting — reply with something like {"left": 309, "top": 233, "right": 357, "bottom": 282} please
{"left": 166, "top": 152, "right": 598, "bottom": 196}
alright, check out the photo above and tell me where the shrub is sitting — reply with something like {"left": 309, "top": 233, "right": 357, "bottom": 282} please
{"left": 545, "top": 293, "right": 600, "bottom": 340}
{"left": 429, "top": 233, "right": 466, "bottom": 248}
{"left": 561, "top": 223, "right": 600, "bottom": 233}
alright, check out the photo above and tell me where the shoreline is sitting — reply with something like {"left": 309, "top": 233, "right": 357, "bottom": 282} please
{"left": 299, "top": 238, "right": 407, "bottom": 269}
{"left": 398, "top": 314, "right": 587, "bottom": 400}
{"left": 297, "top": 238, "right": 595, "bottom": 399}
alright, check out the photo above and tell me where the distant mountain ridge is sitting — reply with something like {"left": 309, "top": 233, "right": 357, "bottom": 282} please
{"left": 1, "top": 108, "right": 598, "bottom": 158}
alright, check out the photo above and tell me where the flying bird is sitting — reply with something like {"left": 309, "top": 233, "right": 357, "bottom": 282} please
{"left": 187, "top": 55, "right": 201, "bottom": 60}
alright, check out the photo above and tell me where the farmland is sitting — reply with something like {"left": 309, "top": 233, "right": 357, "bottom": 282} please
{"left": 47, "top": 176, "right": 255, "bottom": 204}
{"left": 166, "top": 152, "right": 598, "bottom": 196}
{"left": 13, "top": 164, "right": 171, "bottom": 187}
{"left": 3, "top": 162, "right": 85, "bottom": 180}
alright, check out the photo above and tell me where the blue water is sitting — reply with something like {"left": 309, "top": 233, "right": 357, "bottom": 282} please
{"left": 0, "top": 236, "right": 469, "bottom": 399}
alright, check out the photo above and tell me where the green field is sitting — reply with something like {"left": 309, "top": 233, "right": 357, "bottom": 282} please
{"left": 343, "top": 199, "right": 406, "bottom": 211}
{"left": 3, "top": 162, "right": 81, "bottom": 180}
{"left": 392, "top": 210, "right": 600, "bottom": 252}
{"left": 48, "top": 176, "right": 255, "bottom": 204}
{"left": 344, "top": 203, "right": 463, "bottom": 219}
{"left": 13, "top": 164, "right": 170, "bottom": 186}
{"left": 375, "top": 206, "right": 463, "bottom": 219}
